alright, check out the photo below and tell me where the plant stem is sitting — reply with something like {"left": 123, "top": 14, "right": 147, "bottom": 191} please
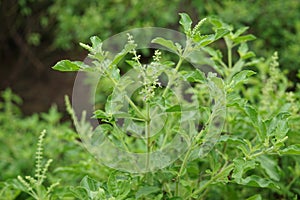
{"left": 226, "top": 38, "right": 232, "bottom": 69}
{"left": 175, "top": 56, "right": 184, "bottom": 71}
{"left": 161, "top": 118, "right": 170, "bottom": 148}
{"left": 145, "top": 102, "right": 151, "bottom": 171}
{"left": 162, "top": 38, "right": 191, "bottom": 98}
{"left": 175, "top": 144, "right": 193, "bottom": 196}
{"left": 188, "top": 163, "right": 234, "bottom": 198}
{"left": 287, "top": 174, "right": 299, "bottom": 190}
{"left": 248, "top": 146, "right": 274, "bottom": 159}
{"left": 228, "top": 46, "right": 232, "bottom": 69}
{"left": 162, "top": 57, "right": 183, "bottom": 98}
{"left": 107, "top": 75, "right": 147, "bottom": 120}
{"left": 125, "top": 95, "right": 147, "bottom": 119}
{"left": 175, "top": 129, "right": 205, "bottom": 196}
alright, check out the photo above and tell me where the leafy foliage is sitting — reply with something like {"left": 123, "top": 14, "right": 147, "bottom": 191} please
{"left": 193, "top": 0, "right": 300, "bottom": 72}
{"left": 15, "top": 130, "right": 59, "bottom": 200}
{"left": 1, "top": 13, "right": 300, "bottom": 199}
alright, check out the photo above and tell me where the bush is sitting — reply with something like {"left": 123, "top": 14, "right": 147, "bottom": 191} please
{"left": 193, "top": 0, "right": 300, "bottom": 72}
{"left": 48, "top": 13, "right": 300, "bottom": 199}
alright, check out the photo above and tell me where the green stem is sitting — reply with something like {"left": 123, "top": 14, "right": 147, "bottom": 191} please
{"left": 175, "top": 129, "right": 205, "bottom": 196}
{"left": 161, "top": 118, "right": 170, "bottom": 148}
{"left": 226, "top": 38, "right": 232, "bottom": 69}
{"left": 107, "top": 75, "right": 147, "bottom": 120}
{"left": 175, "top": 145, "right": 194, "bottom": 196}
{"left": 223, "top": 36, "right": 232, "bottom": 78}
{"left": 175, "top": 56, "right": 184, "bottom": 71}
{"left": 228, "top": 45, "right": 232, "bottom": 69}
{"left": 287, "top": 174, "right": 299, "bottom": 190}
{"left": 162, "top": 57, "right": 183, "bottom": 98}
{"left": 161, "top": 38, "right": 190, "bottom": 99}
{"left": 145, "top": 102, "right": 151, "bottom": 171}
{"left": 114, "top": 125, "right": 130, "bottom": 151}
{"left": 248, "top": 146, "right": 274, "bottom": 159}
{"left": 188, "top": 163, "right": 234, "bottom": 198}
{"left": 125, "top": 95, "right": 147, "bottom": 119}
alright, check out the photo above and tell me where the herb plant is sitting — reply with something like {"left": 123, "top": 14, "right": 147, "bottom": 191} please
{"left": 51, "top": 13, "right": 300, "bottom": 199}
{"left": 1, "top": 13, "right": 299, "bottom": 199}
{"left": 15, "top": 130, "right": 59, "bottom": 200}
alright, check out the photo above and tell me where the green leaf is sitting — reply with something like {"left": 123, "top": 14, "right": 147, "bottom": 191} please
{"left": 107, "top": 66, "right": 120, "bottom": 80}
{"left": 52, "top": 60, "right": 80, "bottom": 71}
{"left": 126, "top": 60, "right": 139, "bottom": 69}
{"left": 208, "top": 17, "right": 223, "bottom": 28}
{"left": 72, "top": 177, "right": 106, "bottom": 199}
{"left": 166, "top": 105, "right": 181, "bottom": 112}
{"left": 236, "top": 175, "right": 280, "bottom": 189}
{"left": 207, "top": 72, "right": 225, "bottom": 90}
{"left": 165, "top": 104, "right": 198, "bottom": 113}
{"left": 233, "top": 34, "right": 256, "bottom": 45}
{"left": 237, "top": 43, "right": 255, "bottom": 59}
{"left": 275, "top": 112, "right": 290, "bottom": 140}
{"left": 244, "top": 105, "right": 266, "bottom": 141}
{"left": 246, "top": 194, "right": 262, "bottom": 200}
{"left": 209, "top": 16, "right": 233, "bottom": 31}
{"left": 52, "top": 60, "right": 96, "bottom": 72}
{"left": 234, "top": 27, "right": 249, "bottom": 38}
{"left": 219, "top": 135, "right": 250, "bottom": 156}
{"left": 232, "top": 158, "right": 256, "bottom": 182}
{"left": 90, "top": 36, "right": 102, "bottom": 49}
{"left": 113, "top": 112, "right": 132, "bottom": 119}
{"left": 80, "top": 176, "right": 102, "bottom": 191}
{"left": 215, "top": 164, "right": 235, "bottom": 183}
{"left": 229, "top": 70, "right": 256, "bottom": 88}
{"left": 242, "top": 52, "right": 256, "bottom": 60}
{"left": 110, "top": 43, "right": 136, "bottom": 66}
{"left": 93, "top": 110, "right": 109, "bottom": 119}
{"left": 196, "top": 34, "right": 215, "bottom": 46}
{"left": 238, "top": 43, "right": 249, "bottom": 56}
{"left": 203, "top": 47, "right": 223, "bottom": 60}
{"left": 9, "top": 179, "right": 28, "bottom": 193}
{"left": 151, "top": 37, "right": 178, "bottom": 53}
{"left": 230, "top": 59, "right": 245, "bottom": 77}
{"left": 245, "top": 106, "right": 258, "bottom": 125}
{"left": 179, "top": 13, "right": 192, "bottom": 35}
{"left": 219, "top": 135, "right": 246, "bottom": 145}
{"left": 135, "top": 186, "right": 160, "bottom": 199}
{"left": 107, "top": 172, "right": 131, "bottom": 199}
{"left": 180, "top": 69, "right": 206, "bottom": 83}
{"left": 214, "top": 28, "right": 230, "bottom": 40}
{"left": 256, "top": 155, "right": 280, "bottom": 181}
{"left": 162, "top": 61, "right": 175, "bottom": 67}
{"left": 105, "top": 95, "right": 114, "bottom": 114}
{"left": 267, "top": 112, "right": 290, "bottom": 139}
{"left": 0, "top": 181, "right": 21, "bottom": 200}
{"left": 193, "top": 25, "right": 228, "bottom": 45}
{"left": 69, "top": 186, "right": 89, "bottom": 199}
{"left": 279, "top": 144, "right": 300, "bottom": 155}
{"left": 226, "top": 93, "right": 247, "bottom": 107}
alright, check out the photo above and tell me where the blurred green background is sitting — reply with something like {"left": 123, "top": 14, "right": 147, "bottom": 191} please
{"left": 0, "top": 0, "right": 300, "bottom": 114}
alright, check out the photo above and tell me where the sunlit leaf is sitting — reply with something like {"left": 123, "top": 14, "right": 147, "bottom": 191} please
{"left": 152, "top": 37, "right": 178, "bottom": 53}
{"left": 179, "top": 13, "right": 192, "bottom": 35}
{"left": 52, "top": 60, "right": 80, "bottom": 72}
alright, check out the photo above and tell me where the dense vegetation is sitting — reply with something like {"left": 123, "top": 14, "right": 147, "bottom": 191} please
{"left": 2, "top": 1, "right": 300, "bottom": 69}
{"left": 1, "top": 10, "right": 300, "bottom": 199}
{"left": 2, "top": 0, "right": 300, "bottom": 116}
